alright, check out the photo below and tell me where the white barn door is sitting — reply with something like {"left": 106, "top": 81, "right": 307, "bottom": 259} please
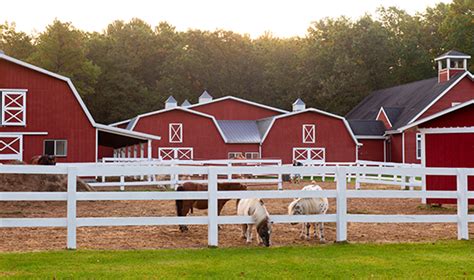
{"left": 0, "top": 134, "right": 23, "bottom": 161}
{"left": 293, "top": 147, "right": 325, "bottom": 163}
{"left": 159, "top": 147, "right": 193, "bottom": 160}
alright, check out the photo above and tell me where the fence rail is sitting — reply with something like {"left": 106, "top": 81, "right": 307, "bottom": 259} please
{"left": 0, "top": 164, "right": 473, "bottom": 248}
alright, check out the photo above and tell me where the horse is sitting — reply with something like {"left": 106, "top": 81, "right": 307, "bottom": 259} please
{"left": 175, "top": 182, "right": 247, "bottom": 232}
{"left": 288, "top": 183, "right": 329, "bottom": 242}
{"left": 30, "top": 155, "right": 56, "bottom": 165}
{"left": 237, "top": 198, "right": 272, "bottom": 247}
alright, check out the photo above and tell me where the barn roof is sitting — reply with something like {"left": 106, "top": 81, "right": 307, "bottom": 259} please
{"left": 347, "top": 120, "right": 386, "bottom": 137}
{"left": 346, "top": 72, "right": 469, "bottom": 130}
{"left": 435, "top": 50, "right": 471, "bottom": 61}
{"left": 216, "top": 120, "right": 262, "bottom": 143}
{"left": 188, "top": 95, "right": 289, "bottom": 114}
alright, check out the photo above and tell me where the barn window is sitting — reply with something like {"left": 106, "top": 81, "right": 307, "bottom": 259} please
{"left": 228, "top": 152, "right": 244, "bottom": 159}
{"left": 1, "top": 90, "right": 27, "bottom": 126}
{"left": 416, "top": 133, "right": 422, "bottom": 160}
{"left": 302, "top": 124, "right": 315, "bottom": 143}
{"left": 245, "top": 152, "right": 260, "bottom": 159}
{"left": 44, "top": 140, "right": 67, "bottom": 157}
{"left": 169, "top": 123, "right": 183, "bottom": 143}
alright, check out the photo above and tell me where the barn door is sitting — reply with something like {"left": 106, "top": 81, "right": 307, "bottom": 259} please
{"left": 293, "top": 147, "right": 325, "bottom": 163}
{"left": 2, "top": 91, "right": 26, "bottom": 126}
{"left": 0, "top": 134, "right": 23, "bottom": 161}
{"left": 158, "top": 147, "right": 193, "bottom": 160}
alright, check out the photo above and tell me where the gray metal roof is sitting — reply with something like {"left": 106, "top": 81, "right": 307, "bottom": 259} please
{"left": 382, "top": 107, "right": 403, "bottom": 125}
{"left": 437, "top": 50, "right": 470, "bottom": 58}
{"left": 293, "top": 98, "right": 305, "bottom": 105}
{"left": 126, "top": 117, "right": 138, "bottom": 130}
{"left": 216, "top": 120, "right": 262, "bottom": 143}
{"left": 181, "top": 99, "right": 191, "bottom": 107}
{"left": 346, "top": 72, "right": 467, "bottom": 129}
{"left": 348, "top": 120, "right": 386, "bottom": 136}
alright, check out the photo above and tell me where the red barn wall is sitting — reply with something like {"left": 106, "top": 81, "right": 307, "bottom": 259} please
{"left": 191, "top": 99, "right": 283, "bottom": 120}
{"left": 0, "top": 59, "right": 96, "bottom": 162}
{"left": 358, "top": 139, "right": 384, "bottom": 161}
{"left": 424, "top": 133, "right": 474, "bottom": 204}
{"left": 132, "top": 110, "right": 259, "bottom": 159}
{"left": 388, "top": 134, "right": 403, "bottom": 163}
{"left": 376, "top": 111, "right": 391, "bottom": 129}
{"left": 403, "top": 129, "right": 421, "bottom": 164}
{"left": 261, "top": 112, "right": 357, "bottom": 164}
{"left": 418, "top": 77, "right": 474, "bottom": 120}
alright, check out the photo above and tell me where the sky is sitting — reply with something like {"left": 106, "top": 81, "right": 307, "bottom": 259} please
{"left": 1, "top": 0, "right": 449, "bottom": 38}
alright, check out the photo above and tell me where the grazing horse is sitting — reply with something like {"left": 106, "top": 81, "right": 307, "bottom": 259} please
{"left": 288, "top": 184, "right": 329, "bottom": 242}
{"left": 30, "top": 155, "right": 56, "bottom": 165}
{"left": 237, "top": 198, "right": 272, "bottom": 247}
{"left": 176, "top": 182, "right": 247, "bottom": 232}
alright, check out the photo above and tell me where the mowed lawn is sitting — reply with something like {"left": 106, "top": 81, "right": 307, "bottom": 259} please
{"left": 1, "top": 241, "right": 474, "bottom": 279}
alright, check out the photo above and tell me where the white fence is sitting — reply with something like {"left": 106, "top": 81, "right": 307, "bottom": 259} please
{"left": 0, "top": 164, "right": 473, "bottom": 249}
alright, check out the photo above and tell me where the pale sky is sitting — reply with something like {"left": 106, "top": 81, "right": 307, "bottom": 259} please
{"left": 2, "top": 0, "right": 450, "bottom": 38}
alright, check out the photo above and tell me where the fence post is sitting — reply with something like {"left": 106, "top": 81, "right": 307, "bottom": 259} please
{"left": 421, "top": 174, "right": 427, "bottom": 204}
{"left": 277, "top": 162, "right": 282, "bottom": 190}
{"left": 101, "top": 158, "right": 106, "bottom": 182}
{"left": 355, "top": 162, "right": 360, "bottom": 190}
{"left": 456, "top": 169, "right": 469, "bottom": 240}
{"left": 120, "top": 175, "right": 125, "bottom": 191}
{"left": 336, "top": 167, "right": 347, "bottom": 242}
{"left": 67, "top": 167, "right": 77, "bottom": 249}
{"left": 208, "top": 168, "right": 219, "bottom": 247}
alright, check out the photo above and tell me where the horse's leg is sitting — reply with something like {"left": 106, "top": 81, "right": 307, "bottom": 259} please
{"left": 319, "top": 222, "right": 326, "bottom": 243}
{"left": 299, "top": 223, "right": 306, "bottom": 239}
{"left": 178, "top": 201, "right": 192, "bottom": 232}
{"left": 246, "top": 224, "right": 253, "bottom": 243}
{"left": 241, "top": 224, "right": 247, "bottom": 239}
{"left": 305, "top": 223, "right": 311, "bottom": 240}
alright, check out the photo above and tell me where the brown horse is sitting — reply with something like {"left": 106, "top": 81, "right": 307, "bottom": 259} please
{"left": 176, "top": 182, "right": 247, "bottom": 232}
{"left": 30, "top": 155, "right": 56, "bottom": 165}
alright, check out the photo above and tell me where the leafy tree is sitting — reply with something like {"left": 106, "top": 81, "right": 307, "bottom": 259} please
{"left": 0, "top": 22, "right": 34, "bottom": 60}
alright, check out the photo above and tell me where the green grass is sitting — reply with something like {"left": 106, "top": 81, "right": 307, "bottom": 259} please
{"left": 1, "top": 241, "right": 474, "bottom": 279}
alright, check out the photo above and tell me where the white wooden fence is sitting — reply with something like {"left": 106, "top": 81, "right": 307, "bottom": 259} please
{"left": 1, "top": 164, "right": 473, "bottom": 249}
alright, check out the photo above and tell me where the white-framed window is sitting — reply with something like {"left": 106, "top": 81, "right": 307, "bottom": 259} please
{"left": 44, "top": 140, "right": 67, "bottom": 157}
{"left": 416, "top": 133, "right": 422, "bottom": 160}
{"left": 1, "top": 90, "right": 27, "bottom": 126}
{"left": 245, "top": 152, "right": 260, "bottom": 159}
{"left": 169, "top": 123, "right": 183, "bottom": 143}
{"left": 302, "top": 124, "right": 315, "bottom": 143}
{"left": 228, "top": 152, "right": 244, "bottom": 159}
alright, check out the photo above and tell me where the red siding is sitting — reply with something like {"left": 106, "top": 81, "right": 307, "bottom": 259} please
{"left": 418, "top": 76, "right": 474, "bottom": 120}
{"left": 191, "top": 99, "right": 283, "bottom": 120}
{"left": 0, "top": 59, "right": 96, "bottom": 162}
{"left": 425, "top": 133, "right": 474, "bottom": 205}
{"left": 376, "top": 110, "right": 391, "bottom": 129}
{"left": 133, "top": 110, "right": 259, "bottom": 159}
{"left": 422, "top": 104, "right": 474, "bottom": 128}
{"left": 388, "top": 134, "right": 403, "bottom": 163}
{"left": 358, "top": 139, "right": 384, "bottom": 161}
{"left": 403, "top": 129, "right": 421, "bottom": 164}
{"left": 261, "top": 112, "right": 357, "bottom": 164}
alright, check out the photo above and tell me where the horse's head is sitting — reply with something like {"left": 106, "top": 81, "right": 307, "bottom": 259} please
{"left": 257, "top": 218, "right": 273, "bottom": 247}
{"left": 39, "top": 155, "right": 56, "bottom": 165}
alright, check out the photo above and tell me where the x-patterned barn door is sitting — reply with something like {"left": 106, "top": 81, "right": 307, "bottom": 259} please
{"left": 158, "top": 147, "right": 193, "bottom": 160}
{"left": 0, "top": 134, "right": 23, "bottom": 161}
{"left": 2, "top": 91, "right": 26, "bottom": 126}
{"left": 293, "top": 147, "right": 325, "bottom": 163}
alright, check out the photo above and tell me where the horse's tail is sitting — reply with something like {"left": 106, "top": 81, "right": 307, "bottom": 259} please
{"left": 176, "top": 185, "right": 184, "bottom": 217}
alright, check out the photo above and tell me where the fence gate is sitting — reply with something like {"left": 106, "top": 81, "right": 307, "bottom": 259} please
{"left": 293, "top": 147, "right": 325, "bottom": 163}
{"left": 0, "top": 134, "right": 23, "bottom": 161}
{"left": 158, "top": 147, "right": 193, "bottom": 160}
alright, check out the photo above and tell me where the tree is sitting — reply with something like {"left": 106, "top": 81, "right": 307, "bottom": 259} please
{"left": 0, "top": 22, "right": 34, "bottom": 60}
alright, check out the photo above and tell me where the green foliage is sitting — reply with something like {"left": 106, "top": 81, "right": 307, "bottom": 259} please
{"left": 0, "top": 2, "right": 472, "bottom": 123}
{"left": 1, "top": 241, "right": 474, "bottom": 278}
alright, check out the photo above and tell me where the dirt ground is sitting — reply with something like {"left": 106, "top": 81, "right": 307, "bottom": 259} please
{"left": 1, "top": 181, "right": 473, "bottom": 252}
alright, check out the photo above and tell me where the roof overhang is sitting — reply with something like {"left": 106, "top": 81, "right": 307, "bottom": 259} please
{"left": 355, "top": 135, "right": 387, "bottom": 140}
{"left": 435, "top": 54, "right": 471, "bottom": 61}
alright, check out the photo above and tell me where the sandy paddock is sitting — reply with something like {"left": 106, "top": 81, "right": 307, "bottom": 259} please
{"left": 1, "top": 181, "right": 473, "bottom": 251}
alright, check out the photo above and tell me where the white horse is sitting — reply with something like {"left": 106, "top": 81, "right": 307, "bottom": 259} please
{"left": 237, "top": 198, "right": 272, "bottom": 247}
{"left": 288, "top": 184, "right": 329, "bottom": 242}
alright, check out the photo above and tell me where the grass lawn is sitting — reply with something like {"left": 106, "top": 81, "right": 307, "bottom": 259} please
{"left": 1, "top": 241, "right": 474, "bottom": 279}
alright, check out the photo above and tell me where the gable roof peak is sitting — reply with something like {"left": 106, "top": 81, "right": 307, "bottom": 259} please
{"left": 293, "top": 98, "right": 305, "bottom": 105}
{"left": 165, "top": 96, "right": 177, "bottom": 103}
{"left": 200, "top": 90, "right": 212, "bottom": 99}
{"left": 181, "top": 99, "right": 191, "bottom": 107}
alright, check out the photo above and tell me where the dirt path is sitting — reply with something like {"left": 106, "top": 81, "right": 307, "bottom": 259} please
{"left": 1, "top": 182, "right": 473, "bottom": 251}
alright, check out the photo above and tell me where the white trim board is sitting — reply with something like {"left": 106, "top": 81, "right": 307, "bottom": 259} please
{"left": 95, "top": 124, "right": 161, "bottom": 141}
{"left": 355, "top": 135, "right": 386, "bottom": 140}
{"left": 188, "top": 95, "right": 289, "bottom": 114}
{"left": 0, "top": 132, "right": 47, "bottom": 135}
{"left": 0, "top": 53, "right": 96, "bottom": 127}
{"left": 420, "top": 127, "right": 474, "bottom": 134}
{"left": 376, "top": 107, "right": 393, "bottom": 128}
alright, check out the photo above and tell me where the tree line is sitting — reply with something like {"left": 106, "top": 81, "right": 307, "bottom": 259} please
{"left": 1, "top": 0, "right": 472, "bottom": 124}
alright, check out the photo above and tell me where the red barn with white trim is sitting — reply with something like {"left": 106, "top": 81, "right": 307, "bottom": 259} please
{"left": 0, "top": 52, "right": 159, "bottom": 163}
{"left": 113, "top": 94, "right": 359, "bottom": 163}
{"left": 402, "top": 100, "right": 474, "bottom": 205}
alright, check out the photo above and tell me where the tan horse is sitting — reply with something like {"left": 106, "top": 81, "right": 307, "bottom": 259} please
{"left": 176, "top": 182, "right": 247, "bottom": 232}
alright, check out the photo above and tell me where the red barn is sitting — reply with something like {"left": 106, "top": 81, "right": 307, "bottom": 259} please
{"left": 402, "top": 99, "right": 474, "bottom": 205}
{"left": 347, "top": 50, "right": 474, "bottom": 163}
{"left": 0, "top": 52, "right": 159, "bottom": 163}
{"left": 112, "top": 94, "right": 359, "bottom": 163}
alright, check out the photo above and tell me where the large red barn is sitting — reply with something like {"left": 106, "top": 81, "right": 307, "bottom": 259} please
{"left": 0, "top": 52, "right": 159, "bottom": 163}
{"left": 347, "top": 50, "right": 474, "bottom": 164}
{"left": 112, "top": 94, "right": 359, "bottom": 163}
